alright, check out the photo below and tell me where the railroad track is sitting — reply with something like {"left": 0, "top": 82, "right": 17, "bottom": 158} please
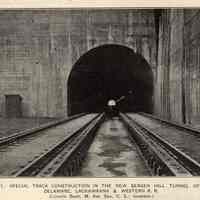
{"left": 0, "top": 113, "right": 87, "bottom": 146}
{"left": 140, "top": 112, "right": 200, "bottom": 137}
{"left": 2, "top": 111, "right": 199, "bottom": 177}
{"left": 0, "top": 113, "right": 101, "bottom": 176}
{"left": 120, "top": 113, "right": 200, "bottom": 176}
{"left": 14, "top": 113, "right": 105, "bottom": 177}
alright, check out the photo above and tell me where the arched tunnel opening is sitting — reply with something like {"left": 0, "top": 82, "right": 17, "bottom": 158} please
{"left": 67, "top": 44, "right": 153, "bottom": 116}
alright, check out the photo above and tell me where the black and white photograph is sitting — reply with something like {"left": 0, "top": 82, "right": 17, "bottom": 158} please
{"left": 0, "top": 7, "right": 200, "bottom": 178}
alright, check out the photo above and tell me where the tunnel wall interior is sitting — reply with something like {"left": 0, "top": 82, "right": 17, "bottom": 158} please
{"left": 67, "top": 44, "right": 153, "bottom": 116}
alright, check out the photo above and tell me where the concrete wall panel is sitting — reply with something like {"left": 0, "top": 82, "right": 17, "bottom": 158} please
{"left": 0, "top": 9, "right": 156, "bottom": 117}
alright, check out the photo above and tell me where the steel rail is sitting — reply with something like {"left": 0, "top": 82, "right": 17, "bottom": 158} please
{"left": 140, "top": 112, "right": 200, "bottom": 137}
{"left": 120, "top": 113, "right": 200, "bottom": 176}
{"left": 0, "top": 113, "right": 87, "bottom": 146}
{"left": 14, "top": 113, "right": 105, "bottom": 177}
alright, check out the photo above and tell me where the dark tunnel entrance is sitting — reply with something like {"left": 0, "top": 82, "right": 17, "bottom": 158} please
{"left": 67, "top": 44, "right": 153, "bottom": 116}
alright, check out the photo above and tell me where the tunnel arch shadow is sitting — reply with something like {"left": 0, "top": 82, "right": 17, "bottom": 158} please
{"left": 67, "top": 44, "right": 153, "bottom": 116}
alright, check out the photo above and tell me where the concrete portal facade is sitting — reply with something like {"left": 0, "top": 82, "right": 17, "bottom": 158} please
{"left": 1, "top": 9, "right": 200, "bottom": 126}
{"left": 0, "top": 9, "right": 156, "bottom": 118}
{"left": 155, "top": 9, "right": 200, "bottom": 125}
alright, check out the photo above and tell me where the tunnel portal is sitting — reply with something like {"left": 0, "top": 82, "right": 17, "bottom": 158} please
{"left": 67, "top": 44, "right": 153, "bottom": 115}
